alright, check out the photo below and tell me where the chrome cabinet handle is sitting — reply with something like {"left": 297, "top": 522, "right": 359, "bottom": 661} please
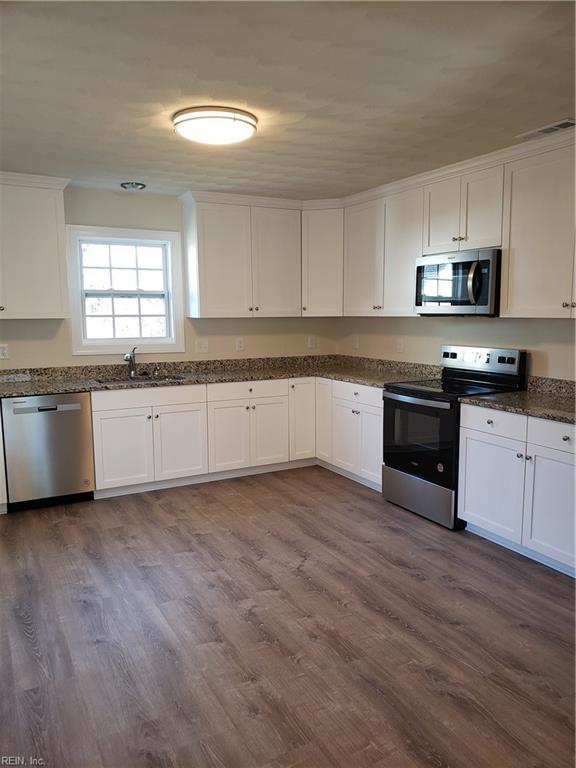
{"left": 351, "top": 409, "right": 360, "bottom": 415}
{"left": 452, "top": 236, "right": 459, "bottom": 242}
{"left": 0, "top": 306, "right": 4, "bottom": 311}
{"left": 154, "top": 414, "right": 159, "bottom": 419}
{"left": 290, "top": 384, "right": 295, "bottom": 389}
{"left": 516, "top": 452, "right": 524, "bottom": 459}
{"left": 372, "top": 305, "right": 382, "bottom": 310}
{"left": 526, "top": 455, "right": 533, "bottom": 461}
{"left": 486, "top": 419, "right": 493, "bottom": 425}
{"left": 572, "top": 302, "right": 576, "bottom": 308}
{"left": 248, "top": 387, "right": 253, "bottom": 392}
{"left": 354, "top": 392, "right": 359, "bottom": 396}
{"left": 302, "top": 306, "right": 307, "bottom": 311}
{"left": 458, "top": 236, "right": 465, "bottom": 241}
{"left": 252, "top": 405, "right": 256, "bottom": 410}
{"left": 245, "top": 406, "right": 249, "bottom": 410}
{"left": 255, "top": 306, "right": 260, "bottom": 311}
{"left": 147, "top": 415, "right": 152, "bottom": 420}
{"left": 562, "top": 302, "right": 570, "bottom": 308}
{"left": 248, "top": 306, "right": 253, "bottom": 311}
{"left": 562, "top": 435, "right": 570, "bottom": 441}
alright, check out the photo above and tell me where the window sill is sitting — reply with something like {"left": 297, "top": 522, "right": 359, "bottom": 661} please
{"left": 72, "top": 340, "right": 185, "bottom": 356}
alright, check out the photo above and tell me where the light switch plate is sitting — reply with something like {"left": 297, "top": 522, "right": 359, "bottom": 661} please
{"left": 195, "top": 339, "right": 209, "bottom": 353}
{"left": 235, "top": 337, "right": 245, "bottom": 352}
{"left": 307, "top": 335, "right": 317, "bottom": 350}
{"left": 0, "top": 344, "right": 8, "bottom": 359}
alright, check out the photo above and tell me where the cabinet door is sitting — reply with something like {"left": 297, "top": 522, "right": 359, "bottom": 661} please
{"left": 315, "top": 378, "right": 333, "bottom": 463}
{"left": 302, "top": 209, "right": 344, "bottom": 316}
{"left": 195, "top": 203, "right": 253, "bottom": 317}
{"left": 343, "top": 199, "right": 385, "bottom": 316}
{"left": 383, "top": 187, "right": 422, "bottom": 315}
{"left": 250, "top": 396, "right": 289, "bottom": 466}
{"left": 459, "top": 166, "right": 503, "bottom": 250}
{"left": 0, "top": 415, "right": 6, "bottom": 510}
{"left": 289, "top": 378, "right": 316, "bottom": 460}
{"left": 93, "top": 408, "right": 154, "bottom": 489}
{"left": 331, "top": 398, "right": 360, "bottom": 473}
{"left": 358, "top": 404, "right": 383, "bottom": 484}
{"left": 251, "top": 207, "right": 301, "bottom": 317}
{"left": 208, "top": 400, "right": 251, "bottom": 472}
{"left": 0, "top": 184, "right": 67, "bottom": 318}
{"left": 422, "top": 177, "right": 461, "bottom": 255}
{"left": 501, "top": 146, "right": 575, "bottom": 317}
{"left": 458, "top": 428, "right": 526, "bottom": 543}
{"left": 522, "top": 443, "right": 575, "bottom": 566}
{"left": 153, "top": 403, "right": 208, "bottom": 481}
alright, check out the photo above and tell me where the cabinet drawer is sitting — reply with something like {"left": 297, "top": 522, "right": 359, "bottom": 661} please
{"left": 207, "top": 379, "right": 289, "bottom": 401}
{"left": 331, "top": 380, "right": 383, "bottom": 408}
{"left": 528, "top": 417, "right": 575, "bottom": 454}
{"left": 460, "top": 404, "right": 527, "bottom": 441}
{"left": 91, "top": 385, "right": 206, "bottom": 411}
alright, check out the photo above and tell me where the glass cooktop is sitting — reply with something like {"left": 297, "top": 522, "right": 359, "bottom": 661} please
{"left": 386, "top": 378, "right": 505, "bottom": 399}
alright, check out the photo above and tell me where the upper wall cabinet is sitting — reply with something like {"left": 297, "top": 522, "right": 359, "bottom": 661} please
{"left": 383, "top": 187, "right": 423, "bottom": 316}
{"left": 422, "top": 166, "right": 503, "bottom": 254}
{"left": 183, "top": 197, "right": 301, "bottom": 318}
{"left": 301, "top": 208, "right": 344, "bottom": 316}
{"left": 0, "top": 174, "right": 69, "bottom": 319}
{"left": 343, "top": 198, "right": 385, "bottom": 316}
{"left": 251, "top": 207, "right": 301, "bottom": 317}
{"left": 500, "top": 146, "right": 575, "bottom": 318}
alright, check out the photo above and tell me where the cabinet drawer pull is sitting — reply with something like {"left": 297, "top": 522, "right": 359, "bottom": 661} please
{"left": 248, "top": 306, "right": 253, "bottom": 311}
{"left": 562, "top": 435, "right": 570, "bottom": 441}
{"left": 452, "top": 236, "right": 459, "bottom": 242}
{"left": 562, "top": 302, "right": 570, "bottom": 308}
{"left": 526, "top": 455, "right": 533, "bottom": 461}
{"left": 516, "top": 452, "right": 524, "bottom": 459}
{"left": 290, "top": 384, "right": 295, "bottom": 389}
{"left": 252, "top": 405, "right": 256, "bottom": 410}
{"left": 248, "top": 387, "right": 253, "bottom": 392}
{"left": 302, "top": 307, "right": 307, "bottom": 311}
{"left": 572, "top": 302, "right": 576, "bottom": 309}
{"left": 486, "top": 419, "right": 494, "bottom": 425}
{"left": 0, "top": 306, "right": 4, "bottom": 311}
{"left": 154, "top": 414, "right": 159, "bottom": 419}
{"left": 255, "top": 306, "right": 260, "bottom": 311}
{"left": 147, "top": 415, "right": 152, "bottom": 420}
{"left": 245, "top": 406, "right": 249, "bottom": 410}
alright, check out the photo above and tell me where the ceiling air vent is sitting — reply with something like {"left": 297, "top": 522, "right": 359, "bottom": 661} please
{"left": 516, "top": 119, "right": 575, "bottom": 141}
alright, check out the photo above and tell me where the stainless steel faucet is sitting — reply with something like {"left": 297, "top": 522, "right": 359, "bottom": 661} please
{"left": 123, "top": 346, "right": 137, "bottom": 378}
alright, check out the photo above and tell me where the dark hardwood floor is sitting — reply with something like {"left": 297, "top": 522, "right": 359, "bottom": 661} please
{"left": 0, "top": 466, "right": 573, "bottom": 768}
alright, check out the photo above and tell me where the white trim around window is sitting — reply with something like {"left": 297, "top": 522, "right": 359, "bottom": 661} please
{"left": 67, "top": 225, "right": 185, "bottom": 355}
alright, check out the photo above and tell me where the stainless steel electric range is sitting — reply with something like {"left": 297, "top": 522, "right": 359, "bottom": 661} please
{"left": 382, "top": 345, "right": 527, "bottom": 529}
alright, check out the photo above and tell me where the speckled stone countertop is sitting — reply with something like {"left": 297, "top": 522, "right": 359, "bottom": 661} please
{"left": 0, "top": 355, "right": 440, "bottom": 399}
{"left": 1, "top": 355, "right": 573, "bottom": 423}
{"left": 461, "top": 390, "right": 575, "bottom": 425}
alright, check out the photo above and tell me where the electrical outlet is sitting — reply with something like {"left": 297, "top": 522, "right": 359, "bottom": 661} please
{"left": 396, "top": 338, "right": 405, "bottom": 353}
{"left": 0, "top": 344, "right": 8, "bottom": 359}
{"left": 353, "top": 335, "right": 360, "bottom": 351}
{"left": 195, "top": 339, "right": 209, "bottom": 353}
{"left": 306, "top": 335, "right": 316, "bottom": 350}
{"left": 235, "top": 337, "right": 245, "bottom": 352}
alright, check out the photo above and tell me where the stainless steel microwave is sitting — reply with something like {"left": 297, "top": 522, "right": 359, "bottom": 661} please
{"left": 415, "top": 249, "right": 501, "bottom": 315}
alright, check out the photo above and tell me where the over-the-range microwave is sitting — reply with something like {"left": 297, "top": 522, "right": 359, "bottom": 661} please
{"left": 415, "top": 248, "right": 501, "bottom": 316}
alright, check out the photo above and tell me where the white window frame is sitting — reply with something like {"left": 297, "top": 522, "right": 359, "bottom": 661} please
{"left": 67, "top": 225, "right": 185, "bottom": 355}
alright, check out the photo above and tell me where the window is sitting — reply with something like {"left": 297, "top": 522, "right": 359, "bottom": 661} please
{"left": 68, "top": 226, "right": 184, "bottom": 354}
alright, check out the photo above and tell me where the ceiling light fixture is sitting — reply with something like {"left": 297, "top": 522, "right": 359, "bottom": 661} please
{"left": 172, "top": 106, "right": 258, "bottom": 145}
{"left": 120, "top": 181, "right": 146, "bottom": 190}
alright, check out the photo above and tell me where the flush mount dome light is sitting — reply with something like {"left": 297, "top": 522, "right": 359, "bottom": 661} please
{"left": 172, "top": 106, "right": 258, "bottom": 145}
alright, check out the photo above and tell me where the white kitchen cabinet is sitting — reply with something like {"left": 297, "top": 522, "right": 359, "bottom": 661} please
{"left": 383, "top": 187, "right": 422, "bottom": 315}
{"left": 251, "top": 207, "right": 301, "bottom": 317}
{"left": 301, "top": 208, "right": 344, "bottom": 316}
{"left": 289, "top": 378, "right": 316, "bottom": 460}
{"left": 358, "top": 404, "right": 383, "bottom": 484}
{"left": 343, "top": 198, "right": 385, "bottom": 316}
{"left": 423, "top": 166, "right": 503, "bottom": 255}
{"left": 0, "top": 416, "right": 6, "bottom": 512}
{"left": 153, "top": 403, "right": 208, "bottom": 481}
{"left": 208, "top": 400, "right": 251, "bottom": 472}
{"left": 187, "top": 202, "right": 253, "bottom": 318}
{"left": 332, "top": 398, "right": 361, "bottom": 473}
{"left": 522, "top": 443, "right": 575, "bottom": 567}
{"left": 93, "top": 407, "right": 155, "bottom": 489}
{"left": 251, "top": 396, "right": 289, "bottom": 465}
{"left": 0, "top": 176, "right": 69, "bottom": 319}
{"left": 501, "top": 146, "right": 575, "bottom": 318}
{"left": 458, "top": 427, "right": 526, "bottom": 543}
{"left": 315, "top": 378, "right": 333, "bottom": 463}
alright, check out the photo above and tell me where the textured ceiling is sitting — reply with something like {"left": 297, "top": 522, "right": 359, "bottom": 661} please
{"left": 0, "top": 1, "right": 573, "bottom": 198}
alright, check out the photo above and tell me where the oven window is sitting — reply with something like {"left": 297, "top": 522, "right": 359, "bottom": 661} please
{"left": 394, "top": 410, "right": 440, "bottom": 449}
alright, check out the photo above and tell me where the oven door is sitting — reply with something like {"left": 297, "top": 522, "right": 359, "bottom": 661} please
{"left": 382, "top": 392, "right": 458, "bottom": 489}
{"left": 415, "top": 249, "right": 500, "bottom": 315}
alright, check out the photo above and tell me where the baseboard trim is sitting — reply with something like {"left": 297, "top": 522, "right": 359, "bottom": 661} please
{"left": 316, "top": 460, "right": 382, "bottom": 492}
{"left": 94, "top": 459, "right": 317, "bottom": 499}
{"left": 466, "top": 523, "right": 575, "bottom": 577}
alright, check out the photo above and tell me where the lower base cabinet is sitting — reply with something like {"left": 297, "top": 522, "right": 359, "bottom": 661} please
{"left": 153, "top": 403, "right": 208, "bottom": 481}
{"left": 289, "top": 378, "right": 316, "bottom": 460}
{"left": 332, "top": 397, "right": 383, "bottom": 483}
{"left": 315, "top": 378, "right": 333, "bottom": 462}
{"left": 207, "top": 396, "right": 289, "bottom": 472}
{"left": 522, "top": 443, "right": 575, "bottom": 566}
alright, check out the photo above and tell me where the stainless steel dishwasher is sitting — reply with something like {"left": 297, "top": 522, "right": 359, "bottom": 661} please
{"left": 1, "top": 392, "right": 95, "bottom": 506}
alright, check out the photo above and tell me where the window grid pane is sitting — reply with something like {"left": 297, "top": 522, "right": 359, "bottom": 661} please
{"left": 79, "top": 238, "right": 171, "bottom": 341}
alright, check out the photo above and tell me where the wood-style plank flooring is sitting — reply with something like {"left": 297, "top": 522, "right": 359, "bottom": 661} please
{"left": 0, "top": 467, "right": 573, "bottom": 768}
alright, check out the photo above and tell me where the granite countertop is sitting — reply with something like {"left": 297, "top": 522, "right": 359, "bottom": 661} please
{"left": 461, "top": 391, "right": 575, "bottom": 425}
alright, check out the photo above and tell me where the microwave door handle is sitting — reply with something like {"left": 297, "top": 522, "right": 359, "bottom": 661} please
{"left": 467, "top": 261, "right": 480, "bottom": 305}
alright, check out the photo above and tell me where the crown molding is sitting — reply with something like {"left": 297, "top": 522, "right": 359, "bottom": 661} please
{"left": 0, "top": 171, "right": 70, "bottom": 190}
{"left": 182, "top": 129, "right": 574, "bottom": 211}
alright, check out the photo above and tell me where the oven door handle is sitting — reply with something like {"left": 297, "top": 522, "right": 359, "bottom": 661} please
{"left": 467, "top": 261, "right": 480, "bottom": 305}
{"left": 382, "top": 392, "right": 452, "bottom": 410}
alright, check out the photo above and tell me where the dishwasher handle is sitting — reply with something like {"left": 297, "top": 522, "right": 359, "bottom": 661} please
{"left": 13, "top": 403, "right": 82, "bottom": 415}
